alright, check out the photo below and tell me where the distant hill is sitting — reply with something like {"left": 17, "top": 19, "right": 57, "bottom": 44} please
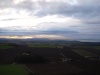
{"left": 0, "top": 38, "right": 100, "bottom": 46}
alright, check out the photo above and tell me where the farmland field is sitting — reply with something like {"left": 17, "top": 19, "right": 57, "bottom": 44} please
{"left": 0, "top": 41, "right": 100, "bottom": 75}
{"left": 72, "top": 49, "right": 95, "bottom": 57}
{"left": 0, "top": 44, "right": 13, "bottom": 50}
{"left": 73, "top": 46, "right": 100, "bottom": 56}
{"left": 94, "top": 46, "right": 100, "bottom": 50}
{"left": 27, "top": 43, "right": 63, "bottom": 49}
{"left": 26, "top": 62, "right": 84, "bottom": 75}
{"left": 0, "top": 65, "right": 29, "bottom": 75}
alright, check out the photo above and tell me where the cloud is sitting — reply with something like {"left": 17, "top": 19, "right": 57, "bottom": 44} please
{"left": 0, "top": 0, "right": 13, "bottom": 8}
{"left": 0, "top": 0, "right": 100, "bottom": 18}
{"left": 0, "top": 0, "right": 100, "bottom": 20}
{"left": 27, "top": 0, "right": 100, "bottom": 19}
{"left": 0, "top": 0, "right": 100, "bottom": 42}
{"left": 0, "top": 35, "right": 67, "bottom": 40}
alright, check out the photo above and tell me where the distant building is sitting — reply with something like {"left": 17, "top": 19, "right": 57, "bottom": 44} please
{"left": 22, "top": 52, "right": 30, "bottom": 55}
{"left": 60, "top": 51, "right": 68, "bottom": 62}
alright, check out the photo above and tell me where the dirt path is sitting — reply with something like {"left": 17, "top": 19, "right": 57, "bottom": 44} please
{"left": 23, "top": 64, "right": 37, "bottom": 75}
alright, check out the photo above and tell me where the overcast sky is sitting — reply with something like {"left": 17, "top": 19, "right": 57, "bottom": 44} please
{"left": 0, "top": 0, "right": 100, "bottom": 42}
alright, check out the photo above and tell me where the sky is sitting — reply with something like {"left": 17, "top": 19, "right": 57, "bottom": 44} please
{"left": 0, "top": 0, "right": 100, "bottom": 42}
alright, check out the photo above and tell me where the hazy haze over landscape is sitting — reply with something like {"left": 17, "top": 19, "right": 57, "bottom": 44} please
{"left": 0, "top": 0, "right": 100, "bottom": 42}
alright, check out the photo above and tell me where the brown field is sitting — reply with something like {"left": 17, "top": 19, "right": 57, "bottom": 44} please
{"left": 25, "top": 62, "right": 84, "bottom": 75}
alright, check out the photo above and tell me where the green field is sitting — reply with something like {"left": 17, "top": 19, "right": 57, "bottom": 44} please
{"left": 27, "top": 43, "right": 63, "bottom": 49}
{"left": 93, "top": 46, "right": 100, "bottom": 50}
{"left": 72, "top": 48, "right": 96, "bottom": 58}
{"left": 73, "top": 49, "right": 93, "bottom": 56}
{"left": 72, "top": 46, "right": 98, "bottom": 57}
{"left": 0, "top": 65, "right": 29, "bottom": 75}
{"left": 0, "top": 44, "right": 13, "bottom": 49}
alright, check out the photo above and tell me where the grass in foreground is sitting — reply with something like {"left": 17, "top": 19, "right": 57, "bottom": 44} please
{"left": 0, "top": 65, "right": 29, "bottom": 75}
{"left": 0, "top": 44, "right": 13, "bottom": 49}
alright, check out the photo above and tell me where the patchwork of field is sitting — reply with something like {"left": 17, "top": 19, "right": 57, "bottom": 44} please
{"left": 72, "top": 49, "right": 95, "bottom": 57}
{"left": 0, "top": 65, "right": 29, "bottom": 75}
{"left": 72, "top": 46, "right": 100, "bottom": 56}
{"left": 0, "top": 43, "right": 100, "bottom": 75}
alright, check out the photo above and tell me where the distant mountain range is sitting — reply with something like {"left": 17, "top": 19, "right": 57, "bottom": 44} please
{"left": 0, "top": 38, "right": 100, "bottom": 46}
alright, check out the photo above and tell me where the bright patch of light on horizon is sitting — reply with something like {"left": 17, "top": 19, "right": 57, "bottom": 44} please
{"left": 0, "top": 35, "right": 69, "bottom": 40}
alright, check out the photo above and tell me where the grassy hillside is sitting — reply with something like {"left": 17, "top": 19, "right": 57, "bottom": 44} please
{"left": 0, "top": 65, "right": 29, "bottom": 75}
{"left": 0, "top": 44, "right": 13, "bottom": 49}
